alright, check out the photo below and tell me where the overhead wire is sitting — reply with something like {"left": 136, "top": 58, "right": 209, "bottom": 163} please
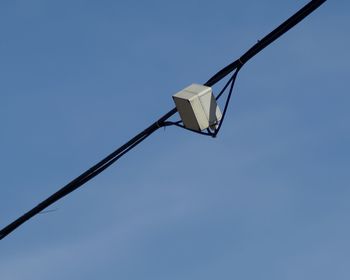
{"left": 205, "top": 0, "right": 327, "bottom": 87}
{"left": 0, "top": 0, "right": 327, "bottom": 241}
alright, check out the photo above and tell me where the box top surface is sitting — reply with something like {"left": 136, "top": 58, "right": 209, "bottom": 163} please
{"left": 173, "top": 84, "right": 211, "bottom": 101}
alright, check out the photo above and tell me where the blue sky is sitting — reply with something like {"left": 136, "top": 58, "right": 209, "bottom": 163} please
{"left": 1, "top": 0, "right": 349, "bottom": 279}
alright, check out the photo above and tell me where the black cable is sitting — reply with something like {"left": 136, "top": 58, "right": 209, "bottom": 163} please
{"left": 205, "top": 0, "right": 326, "bottom": 87}
{"left": 0, "top": 0, "right": 326, "bottom": 241}
{"left": 215, "top": 73, "right": 236, "bottom": 101}
{"left": 213, "top": 68, "right": 241, "bottom": 137}
{"left": 163, "top": 121, "right": 214, "bottom": 137}
{"left": 0, "top": 126, "right": 156, "bottom": 240}
{"left": 75, "top": 132, "right": 151, "bottom": 188}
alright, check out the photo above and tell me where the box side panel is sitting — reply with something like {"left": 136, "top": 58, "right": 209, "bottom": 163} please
{"left": 214, "top": 96, "right": 222, "bottom": 123}
{"left": 198, "top": 91, "right": 222, "bottom": 127}
{"left": 210, "top": 93, "right": 222, "bottom": 125}
{"left": 198, "top": 91, "right": 212, "bottom": 122}
{"left": 190, "top": 97, "right": 209, "bottom": 131}
{"left": 173, "top": 96, "right": 201, "bottom": 131}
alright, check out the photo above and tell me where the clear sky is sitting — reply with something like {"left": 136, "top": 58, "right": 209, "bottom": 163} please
{"left": 1, "top": 0, "right": 349, "bottom": 279}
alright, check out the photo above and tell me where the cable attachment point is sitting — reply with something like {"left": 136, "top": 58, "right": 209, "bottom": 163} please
{"left": 156, "top": 121, "right": 162, "bottom": 128}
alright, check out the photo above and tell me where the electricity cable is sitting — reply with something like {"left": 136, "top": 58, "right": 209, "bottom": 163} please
{"left": 0, "top": 0, "right": 326, "bottom": 241}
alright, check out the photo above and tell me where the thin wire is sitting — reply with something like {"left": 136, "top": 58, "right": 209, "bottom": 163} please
{"left": 163, "top": 121, "right": 214, "bottom": 136}
{"left": 38, "top": 209, "right": 58, "bottom": 215}
{"left": 215, "top": 73, "right": 236, "bottom": 101}
{"left": 213, "top": 68, "right": 241, "bottom": 137}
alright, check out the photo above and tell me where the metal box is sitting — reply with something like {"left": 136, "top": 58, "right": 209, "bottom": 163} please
{"left": 172, "top": 84, "right": 222, "bottom": 131}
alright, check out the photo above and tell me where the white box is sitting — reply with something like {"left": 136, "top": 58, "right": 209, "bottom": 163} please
{"left": 172, "top": 84, "right": 222, "bottom": 131}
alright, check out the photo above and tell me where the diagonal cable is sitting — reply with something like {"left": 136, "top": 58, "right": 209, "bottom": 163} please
{"left": 0, "top": 0, "right": 327, "bottom": 241}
